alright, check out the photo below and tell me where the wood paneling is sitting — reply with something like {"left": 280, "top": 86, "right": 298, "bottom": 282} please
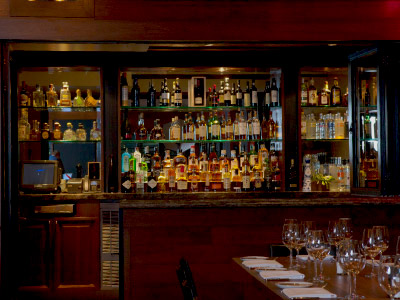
{"left": 0, "top": 0, "right": 9, "bottom": 17}
{"left": 10, "top": 0, "right": 93, "bottom": 17}
{"left": 123, "top": 205, "right": 400, "bottom": 300}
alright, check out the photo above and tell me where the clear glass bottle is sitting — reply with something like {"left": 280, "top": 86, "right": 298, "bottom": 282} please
{"left": 29, "top": 120, "right": 41, "bottom": 141}
{"left": 60, "top": 82, "right": 72, "bottom": 107}
{"left": 53, "top": 121, "right": 63, "bottom": 140}
{"left": 238, "top": 110, "right": 247, "bottom": 139}
{"left": 75, "top": 123, "right": 87, "bottom": 141}
{"left": 230, "top": 83, "right": 237, "bottom": 106}
{"left": 131, "top": 76, "right": 140, "bottom": 107}
{"left": 234, "top": 112, "right": 240, "bottom": 140}
{"left": 33, "top": 84, "right": 45, "bottom": 107}
{"left": 218, "top": 80, "right": 225, "bottom": 106}
{"left": 220, "top": 113, "right": 226, "bottom": 139}
{"left": 251, "top": 79, "right": 258, "bottom": 107}
{"left": 211, "top": 111, "right": 221, "bottom": 140}
{"left": 252, "top": 110, "right": 261, "bottom": 140}
{"left": 169, "top": 116, "right": 181, "bottom": 140}
{"left": 300, "top": 78, "right": 308, "bottom": 106}
{"left": 73, "top": 89, "right": 85, "bottom": 107}
{"left": 225, "top": 113, "right": 234, "bottom": 140}
{"left": 308, "top": 78, "right": 317, "bottom": 106}
{"left": 150, "top": 119, "right": 165, "bottom": 140}
{"left": 186, "top": 112, "right": 195, "bottom": 140}
{"left": 46, "top": 83, "right": 58, "bottom": 107}
{"left": 198, "top": 112, "right": 207, "bottom": 140}
{"left": 63, "top": 122, "right": 76, "bottom": 140}
{"left": 135, "top": 112, "right": 148, "bottom": 140}
{"left": 335, "top": 113, "right": 345, "bottom": 139}
{"left": 85, "top": 89, "right": 98, "bottom": 107}
{"left": 90, "top": 121, "right": 101, "bottom": 141}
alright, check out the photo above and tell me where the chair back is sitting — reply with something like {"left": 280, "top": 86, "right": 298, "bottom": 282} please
{"left": 176, "top": 258, "right": 198, "bottom": 300}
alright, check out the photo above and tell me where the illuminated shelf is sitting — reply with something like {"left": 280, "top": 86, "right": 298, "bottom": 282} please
{"left": 120, "top": 105, "right": 279, "bottom": 112}
{"left": 360, "top": 138, "right": 378, "bottom": 142}
{"left": 121, "top": 139, "right": 282, "bottom": 144}
{"left": 18, "top": 106, "right": 100, "bottom": 112}
{"left": 302, "top": 138, "right": 349, "bottom": 141}
{"left": 19, "top": 140, "right": 101, "bottom": 143}
{"left": 301, "top": 105, "right": 347, "bottom": 109}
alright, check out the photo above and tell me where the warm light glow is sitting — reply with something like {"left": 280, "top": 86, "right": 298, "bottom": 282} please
{"left": 219, "top": 67, "right": 226, "bottom": 73}
{"left": 328, "top": 44, "right": 337, "bottom": 47}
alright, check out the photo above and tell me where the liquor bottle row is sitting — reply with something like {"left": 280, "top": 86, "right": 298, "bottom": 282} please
{"left": 18, "top": 114, "right": 101, "bottom": 141}
{"left": 300, "top": 77, "right": 348, "bottom": 107}
{"left": 121, "top": 109, "right": 280, "bottom": 141}
{"left": 301, "top": 111, "right": 349, "bottom": 140}
{"left": 18, "top": 81, "right": 100, "bottom": 108}
{"left": 120, "top": 73, "right": 281, "bottom": 108}
{"left": 302, "top": 152, "right": 350, "bottom": 192}
{"left": 120, "top": 143, "right": 284, "bottom": 193}
{"left": 361, "top": 110, "right": 378, "bottom": 140}
{"left": 359, "top": 144, "right": 379, "bottom": 188}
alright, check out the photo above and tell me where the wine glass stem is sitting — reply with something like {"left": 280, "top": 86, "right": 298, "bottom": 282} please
{"left": 314, "top": 259, "right": 318, "bottom": 279}
{"left": 289, "top": 248, "right": 293, "bottom": 268}
{"left": 319, "top": 259, "right": 324, "bottom": 280}
{"left": 371, "top": 258, "right": 375, "bottom": 276}
{"left": 352, "top": 274, "right": 357, "bottom": 297}
{"left": 348, "top": 273, "right": 353, "bottom": 298}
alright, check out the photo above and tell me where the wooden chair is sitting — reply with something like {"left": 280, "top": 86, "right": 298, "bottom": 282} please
{"left": 176, "top": 258, "right": 198, "bottom": 300}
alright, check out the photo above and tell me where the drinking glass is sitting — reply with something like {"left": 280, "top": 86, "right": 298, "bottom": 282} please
{"left": 282, "top": 223, "right": 299, "bottom": 270}
{"left": 378, "top": 255, "right": 400, "bottom": 300}
{"left": 337, "top": 239, "right": 366, "bottom": 300}
{"left": 362, "top": 228, "right": 381, "bottom": 277}
{"left": 372, "top": 225, "right": 389, "bottom": 256}
{"left": 338, "top": 218, "right": 353, "bottom": 240}
{"left": 306, "top": 230, "right": 330, "bottom": 283}
{"left": 327, "top": 220, "right": 342, "bottom": 259}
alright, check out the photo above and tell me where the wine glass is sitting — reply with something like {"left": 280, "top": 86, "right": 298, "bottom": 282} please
{"left": 338, "top": 218, "right": 353, "bottom": 240}
{"left": 378, "top": 255, "right": 400, "bottom": 300}
{"left": 337, "top": 239, "right": 366, "bottom": 300}
{"left": 282, "top": 223, "right": 299, "bottom": 270}
{"left": 373, "top": 225, "right": 389, "bottom": 256}
{"left": 327, "top": 220, "right": 342, "bottom": 259}
{"left": 306, "top": 230, "right": 330, "bottom": 283}
{"left": 362, "top": 228, "right": 381, "bottom": 277}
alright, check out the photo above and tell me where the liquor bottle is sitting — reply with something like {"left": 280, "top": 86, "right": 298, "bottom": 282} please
{"left": 169, "top": 116, "right": 181, "bottom": 140}
{"left": 108, "top": 154, "right": 117, "bottom": 193}
{"left": 171, "top": 80, "right": 176, "bottom": 106}
{"left": 188, "top": 145, "right": 199, "bottom": 174}
{"left": 210, "top": 157, "right": 222, "bottom": 191}
{"left": 186, "top": 112, "right": 195, "bottom": 140}
{"left": 175, "top": 78, "right": 183, "bottom": 106}
{"left": 223, "top": 165, "right": 231, "bottom": 191}
{"left": 46, "top": 84, "right": 58, "bottom": 107}
{"left": 198, "top": 112, "right": 207, "bottom": 140}
{"left": 300, "top": 78, "right": 308, "bottom": 106}
{"left": 301, "top": 111, "right": 306, "bottom": 138}
{"left": 157, "top": 170, "right": 167, "bottom": 193}
{"left": 269, "top": 143, "right": 278, "bottom": 169}
{"left": 231, "top": 83, "right": 237, "bottom": 106}
{"left": 209, "top": 143, "right": 218, "bottom": 162}
{"left": 258, "top": 144, "right": 269, "bottom": 173}
{"left": 288, "top": 158, "right": 298, "bottom": 191}
{"left": 342, "top": 87, "right": 349, "bottom": 107}
{"left": 76, "top": 123, "right": 87, "bottom": 141}
{"left": 151, "top": 147, "right": 162, "bottom": 178}
{"left": 121, "top": 169, "right": 132, "bottom": 193}
{"left": 267, "top": 111, "right": 275, "bottom": 139}
{"left": 52, "top": 122, "right": 63, "bottom": 140}
{"left": 188, "top": 169, "right": 200, "bottom": 192}
{"left": 249, "top": 142, "right": 258, "bottom": 169}
{"left": 159, "top": 81, "right": 165, "bottom": 106}
{"left": 234, "top": 112, "right": 240, "bottom": 140}
{"left": 244, "top": 81, "right": 251, "bottom": 107}
{"left": 252, "top": 110, "right": 261, "bottom": 140}
{"left": 251, "top": 157, "right": 263, "bottom": 191}
{"left": 121, "top": 72, "right": 130, "bottom": 107}
{"left": 218, "top": 81, "right": 224, "bottom": 106}
{"left": 131, "top": 76, "right": 140, "bottom": 107}
{"left": 231, "top": 151, "right": 242, "bottom": 191}
{"left": 73, "top": 89, "right": 85, "bottom": 107}
{"left": 63, "top": 122, "right": 76, "bottom": 140}
{"left": 211, "top": 84, "right": 218, "bottom": 107}
{"left": 211, "top": 111, "right": 221, "bottom": 140}
{"left": 331, "top": 78, "right": 341, "bottom": 106}
{"left": 121, "top": 148, "right": 131, "bottom": 173}
{"left": 225, "top": 113, "right": 234, "bottom": 140}
{"left": 176, "top": 163, "right": 188, "bottom": 192}
{"left": 220, "top": 113, "right": 226, "bottom": 140}
{"left": 195, "top": 113, "right": 201, "bottom": 140}
{"left": 135, "top": 162, "right": 146, "bottom": 193}
{"left": 167, "top": 159, "right": 176, "bottom": 192}
{"left": 246, "top": 111, "right": 253, "bottom": 139}
{"left": 238, "top": 110, "right": 247, "bottom": 139}
{"left": 272, "top": 163, "right": 282, "bottom": 192}
{"left": 150, "top": 119, "right": 165, "bottom": 140}
{"left": 147, "top": 80, "right": 156, "bottom": 107}
{"left": 308, "top": 78, "right": 317, "bottom": 106}
{"left": 199, "top": 152, "right": 210, "bottom": 192}
{"left": 85, "top": 89, "right": 98, "bottom": 107}
{"left": 334, "top": 113, "right": 345, "bottom": 139}
{"left": 344, "top": 111, "right": 349, "bottom": 139}
{"left": 264, "top": 81, "right": 271, "bottom": 108}
{"left": 123, "top": 115, "right": 132, "bottom": 140}
{"left": 29, "top": 120, "right": 40, "bottom": 141}
{"left": 162, "top": 150, "right": 172, "bottom": 170}
{"left": 135, "top": 112, "right": 148, "bottom": 140}
{"left": 18, "top": 109, "right": 30, "bottom": 141}
{"left": 60, "top": 82, "right": 72, "bottom": 107}
{"left": 182, "top": 114, "right": 188, "bottom": 140}
{"left": 147, "top": 171, "right": 158, "bottom": 193}
{"left": 207, "top": 112, "right": 213, "bottom": 140}
{"left": 193, "top": 78, "right": 203, "bottom": 106}
{"left": 241, "top": 153, "right": 251, "bottom": 191}
{"left": 133, "top": 147, "right": 142, "bottom": 173}
{"left": 19, "top": 81, "right": 29, "bottom": 106}
{"left": 143, "top": 146, "right": 152, "bottom": 172}
{"left": 364, "top": 84, "right": 370, "bottom": 107}
{"left": 239, "top": 145, "right": 247, "bottom": 172}
{"left": 161, "top": 78, "right": 170, "bottom": 106}
{"left": 236, "top": 80, "right": 243, "bottom": 107}
{"left": 319, "top": 81, "right": 330, "bottom": 106}
{"left": 33, "top": 84, "right": 45, "bottom": 107}
{"left": 251, "top": 79, "right": 258, "bottom": 107}
{"left": 364, "top": 110, "right": 372, "bottom": 139}
{"left": 261, "top": 113, "right": 268, "bottom": 139}
{"left": 264, "top": 157, "right": 273, "bottom": 191}
{"left": 224, "top": 77, "right": 231, "bottom": 106}
{"left": 219, "top": 149, "right": 228, "bottom": 171}
{"left": 271, "top": 78, "right": 279, "bottom": 107}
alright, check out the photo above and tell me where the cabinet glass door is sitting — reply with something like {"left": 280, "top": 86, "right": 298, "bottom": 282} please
{"left": 17, "top": 67, "right": 102, "bottom": 191}
{"left": 118, "top": 67, "right": 284, "bottom": 193}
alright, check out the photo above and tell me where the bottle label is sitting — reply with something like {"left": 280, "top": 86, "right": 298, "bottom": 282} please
{"left": 252, "top": 123, "right": 261, "bottom": 135}
{"left": 321, "top": 95, "right": 328, "bottom": 105}
{"left": 42, "top": 131, "right": 49, "bottom": 140}
{"left": 136, "top": 174, "right": 144, "bottom": 189}
{"left": 244, "top": 94, "right": 251, "bottom": 106}
{"left": 309, "top": 90, "right": 317, "bottom": 104}
{"left": 226, "top": 125, "right": 233, "bottom": 136}
{"left": 223, "top": 177, "right": 231, "bottom": 190}
{"left": 211, "top": 124, "right": 220, "bottom": 138}
{"left": 301, "top": 91, "right": 308, "bottom": 104}
{"left": 148, "top": 179, "right": 157, "bottom": 189}
{"left": 224, "top": 92, "right": 231, "bottom": 101}
{"left": 122, "top": 86, "right": 129, "bottom": 105}
{"left": 168, "top": 176, "right": 175, "bottom": 188}
{"left": 122, "top": 179, "right": 131, "bottom": 190}
{"left": 162, "top": 92, "right": 170, "bottom": 101}
{"left": 172, "top": 127, "right": 181, "bottom": 140}
{"left": 175, "top": 92, "right": 182, "bottom": 101}
{"left": 242, "top": 175, "right": 250, "bottom": 189}
{"left": 187, "top": 126, "right": 194, "bottom": 140}
{"left": 239, "top": 122, "right": 246, "bottom": 135}
{"left": 194, "top": 96, "right": 203, "bottom": 105}
{"left": 219, "top": 95, "right": 224, "bottom": 104}
{"left": 205, "top": 173, "right": 210, "bottom": 186}
{"left": 271, "top": 90, "right": 278, "bottom": 103}
{"left": 252, "top": 91, "right": 258, "bottom": 104}
{"left": 190, "top": 181, "right": 198, "bottom": 191}
{"left": 333, "top": 92, "right": 341, "bottom": 105}
{"left": 211, "top": 182, "right": 222, "bottom": 190}
{"left": 234, "top": 124, "right": 239, "bottom": 137}
{"left": 254, "top": 178, "right": 262, "bottom": 188}
{"left": 301, "top": 121, "right": 307, "bottom": 136}
{"left": 236, "top": 92, "right": 242, "bottom": 100}
{"left": 123, "top": 156, "right": 130, "bottom": 173}
{"left": 20, "top": 94, "right": 28, "bottom": 106}
{"left": 198, "top": 126, "right": 207, "bottom": 138}
{"left": 250, "top": 155, "right": 257, "bottom": 167}
{"left": 221, "top": 126, "right": 226, "bottom": 137}
{"left": 265, "top": 93, "right": 271, "bottom": 105}
{"left": 177, "top": 180, "right": 188, "bottom": 191}
{"left": 231, "top": 95, "right": 237, "bottom": 105}
{"left": 271, "top": 155, "right": 278, "bottom": 165}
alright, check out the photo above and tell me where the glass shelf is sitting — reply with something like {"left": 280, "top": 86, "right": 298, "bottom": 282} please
{"left": 19, "top": 140, "right": 101, "bottom": 143}
{"left": 301, "top": 105, "right": 348, "bottom": 109}
{"left": 18, "top": 106, "right": 100, "bottom": 112}
{"left": 120, "top": 105, "right": 279, "bottom": 112}
{"left": 121, "top": 138, "right": 282, "bottom": 144}
{"left": 302, "top": 138, "right": 349, "bottom": 142}
{"left": 360, "top": 138, "right": 379, "bottom": 142}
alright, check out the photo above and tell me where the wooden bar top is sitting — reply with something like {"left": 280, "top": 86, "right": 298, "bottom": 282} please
{"left": 233, "top": 257, "right": 388, "bottom": 299}
{"left": 17, "top": 191, "right": 400, "bottom": 208}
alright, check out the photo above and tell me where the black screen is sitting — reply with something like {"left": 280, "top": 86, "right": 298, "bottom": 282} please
{"left": 23, "top": 163, "right": 55, "bottom": 185}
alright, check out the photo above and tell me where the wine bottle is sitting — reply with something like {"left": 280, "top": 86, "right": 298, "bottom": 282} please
{"left": 147, "top": 80, "right": 156, "bottom": 107}
{"left": 131, "top": 76, "right": 140, "bottom": 107}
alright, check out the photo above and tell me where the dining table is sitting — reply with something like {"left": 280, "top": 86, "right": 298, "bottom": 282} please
{"left": 232, "top": 256, "right": 391, "bottom": 299}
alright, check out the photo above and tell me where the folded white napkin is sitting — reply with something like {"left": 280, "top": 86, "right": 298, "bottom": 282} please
{"left": 259, "top": 270, "right": 305, "bottom": 280}
{"left": 297, "top": 254, "right": 333, "bottom": 261}
{"left": 242, "top": 259, "right": 284, "bottom": 268}
{"left": 240, "top": 256, "right": 269, "bottom": 261}
{"left": 283, "top": 287, "right": 337, "bottom": 298}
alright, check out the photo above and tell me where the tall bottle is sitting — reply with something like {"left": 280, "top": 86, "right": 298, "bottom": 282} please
{"left": 135, "top": 112, "right": 148, "bottom": 140}
{"left": 186, "top": 112, "right": 195, "bottom": 140}
{"left": 241, "top": 153, "right": 251, "bottom": 191}
{"left": 218, "top": 81, "right": 225, "bottom": 106}
{"left": 46, "top": 84, "right": 58, "bottom": 107}
{"left": 319, "top": 81, "right": 330, "bottom": 106}
{"left": 131, "top": 76, "right": 140, "bottom": 107}
{"left": 225, "top": 113, "right": 234, "bottom": 140}
{"left": 236, "top": 80, "right": 243, "bottom": 107}
{"left": 147, "top": 80, "right": 156, "bottom": 107}
{"left": 252, "top": 110, "right": 261, "bottom": 140}
{"left": 331, "top": 78, "right": 341, "bottom": 106}
{"left": 161, "top": 78, "right": 170, "bottom": 106}
{"left": 211, "top": 112, "right": 221, "bottom": 140}
{"left": 224, "top": 77, "right": 231, "bottom": 106}
{"left": 230, "top": 83, "right": 237, "bottom": 106}
{"left": 169, "top": 116, "right": 181, "bottom": 140}
{"left": 251, "top": 79, "right": 258, "bottom": 107}
{"left": 238, "top": 110, "right": 247, "bottom": 140}
{"left": 33, "top": 84, "right": 45, "bottom": 107}
{"left": 264, "top": 81, "right": 271, "bottom": 108}
{"left": 120, "top": 72, "right": 130, "bottom": 107}
{"left": 364, "top": 110, "right": 372, "bottom": 139}
{"left": 211, "top": 84, "right": 218, "bottom": 107}
{"left": 364, "top": 84, "right": 371, "bottom": 107}
{"left": 271, "top": 78, "right": 279, "bottom": 107}
{"left": 60, "top": 82, "right": 72, "bottom": 107}
{"left": 289, "top": 158, "right": 298, "bottom": 191}
{"left": 198, "top": 112, "right": 207, "bottom": 140}
{"left": 308, "top": 78, "right": 317, "bottom": 106}
{"left": 300, "top": 78, "right": 308, "bottom": 106}
{"left": 175, "top": 78, "right": 183, "bottom": 106}
{"left": 247, "top": 111, "right": 253, "bottom": 140}
{"left": 244, "top": 81, "right": 251, "bottom": 107}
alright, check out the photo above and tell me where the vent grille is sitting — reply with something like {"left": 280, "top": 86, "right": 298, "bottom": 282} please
{"left": 101, "top": 205, "right": 119, "bottom": 289}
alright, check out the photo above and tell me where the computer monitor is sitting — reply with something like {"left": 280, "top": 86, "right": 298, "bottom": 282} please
{"left": 20, "top": 160, "right": 60, "bottom": 193}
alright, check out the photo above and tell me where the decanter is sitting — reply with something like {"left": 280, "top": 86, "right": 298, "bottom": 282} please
{"left": 76, "top": 123, "right": 87, "bottom": 141}
{"left": 63, "top": 122, "right": 77, "bottom": 141}
{"left": 90, "top": 121, "right": 101, "bottom": 141}
{"left": 73, "top": 89, "right": 85, "bottom": 107}
{"left": 85, "top": 89, "right": 98, "bottom": 107}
